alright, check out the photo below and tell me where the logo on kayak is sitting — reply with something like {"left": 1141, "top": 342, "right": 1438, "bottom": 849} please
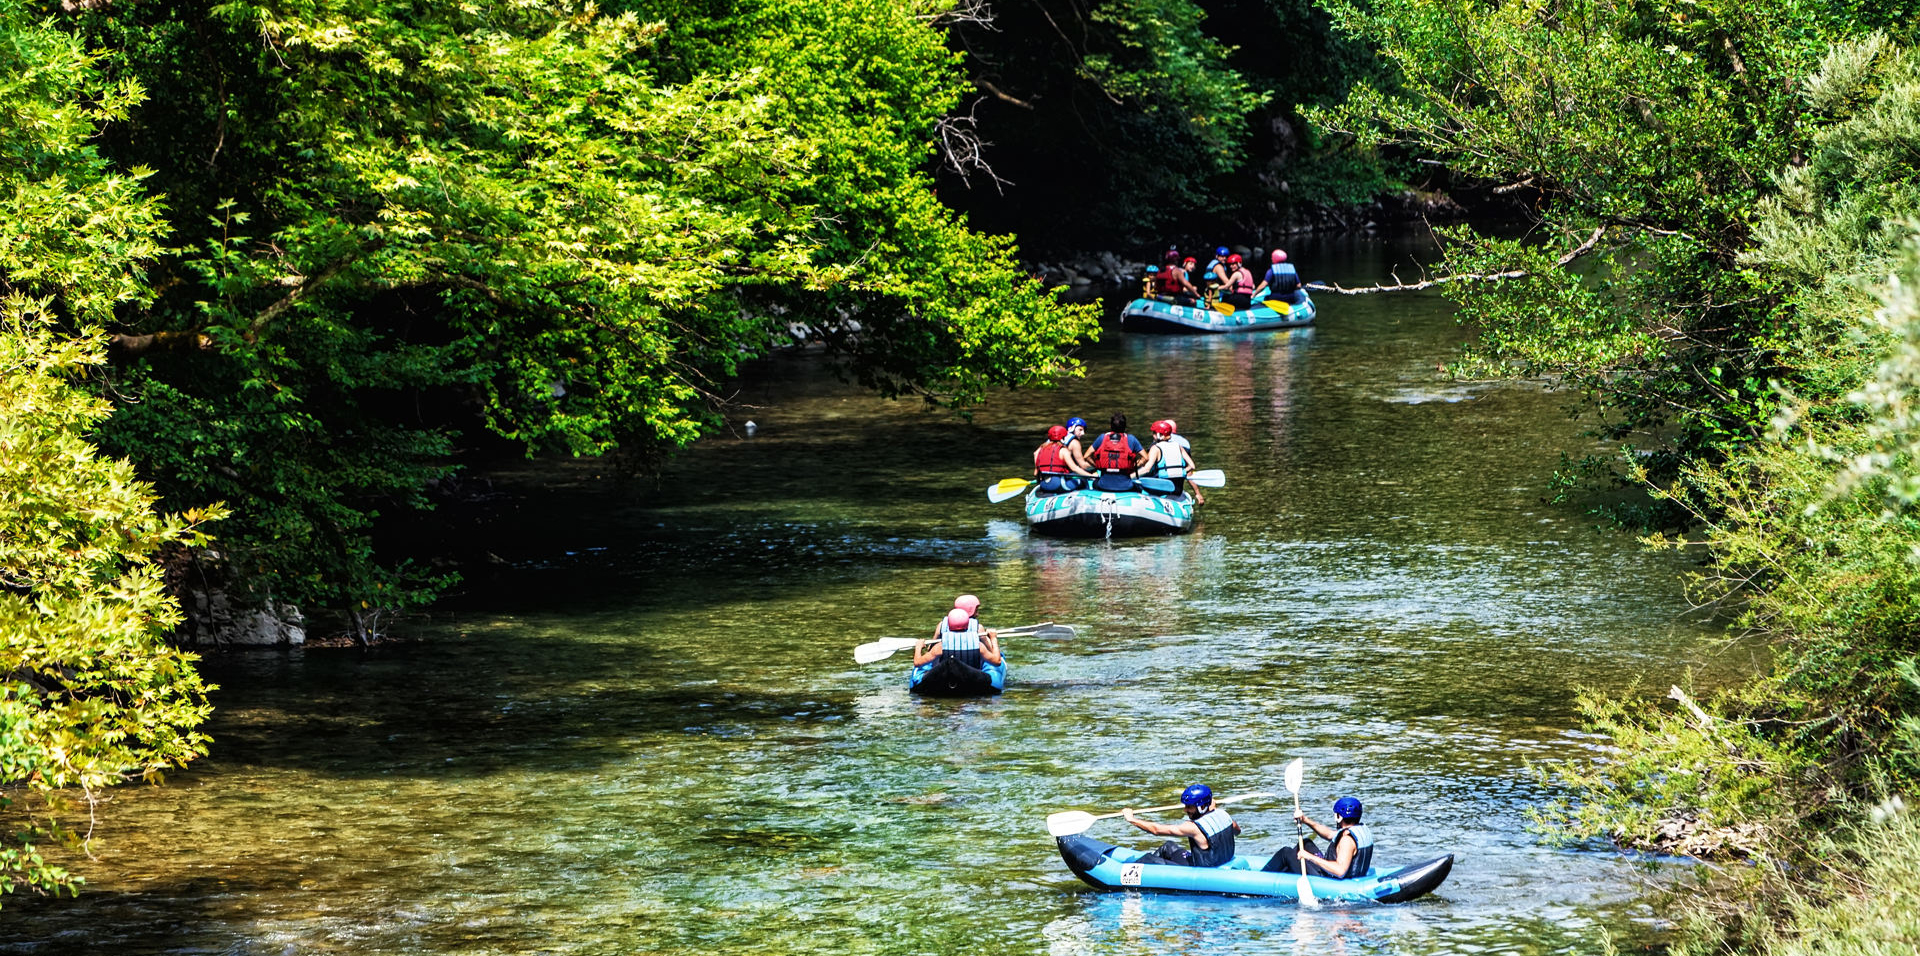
{"left": 1120, "top": 862, "right": 1144, "bottom": 887}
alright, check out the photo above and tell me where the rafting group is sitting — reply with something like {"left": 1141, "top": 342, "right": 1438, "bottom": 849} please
{"left": 853, "top": 594, "right": 1455, "bottom": 903}
{"left": 987, "top": 413, "right": 1220, "bottom": 537}
{"left": 1122, "top": 245, "right": 1318, "bottom": 333}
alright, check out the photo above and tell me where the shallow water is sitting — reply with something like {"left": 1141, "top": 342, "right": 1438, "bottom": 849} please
{"left": 0, "top": 233, "right": 1754, "bottom": 954}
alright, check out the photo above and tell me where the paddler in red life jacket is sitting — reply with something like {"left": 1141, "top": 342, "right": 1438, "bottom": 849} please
{"left": 1154, "top": 254, "right": 1200, "bottom": 306}
{"left": 1034, "top": 424, "right": 1094, "bottom": 493}
{"left": 912, "top": 604, "right": 1001, "bottom": 670}
{"left": 1124, "top": 783, "right": 1241, "bottom": 867}
{"left": 1219, "top": 254, "right": 1256, "bottom": 309}
{"left": 1087, "top": 413, "right": 1145, "bottom": 492}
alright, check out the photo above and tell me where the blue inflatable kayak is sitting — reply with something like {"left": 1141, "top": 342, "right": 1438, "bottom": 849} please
{"left": 909, "top": 655, "right": 1006, "bottom": 697}
{"left": 1056, "top": 834, "right": 1452, "bottom": 902}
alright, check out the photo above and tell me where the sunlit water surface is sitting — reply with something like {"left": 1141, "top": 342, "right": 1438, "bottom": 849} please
{"left": 1, "top": 234, "right": 1755, "bottom": 954}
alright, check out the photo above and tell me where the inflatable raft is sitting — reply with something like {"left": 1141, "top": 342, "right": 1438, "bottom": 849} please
{"left": 1056, "top": 834, "right": 1453, "bottom": 903}
{"left": 1120, "top": 293, "right": 1315, "bottom": 334}
{"left": 1025, "top": 483, "right": 1195, "bottom": 537}
{"left": 909, "top": 655, "right": 1006, "bottom": 696}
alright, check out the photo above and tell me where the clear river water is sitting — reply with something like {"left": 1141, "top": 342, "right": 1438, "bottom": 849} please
{"left": 0, "top": 233, "right": 1756, "bottom": 955}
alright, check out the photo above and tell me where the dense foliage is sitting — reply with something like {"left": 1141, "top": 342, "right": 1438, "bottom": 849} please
{"left": 0, "top": 0, "right": 218, "bottom": 899}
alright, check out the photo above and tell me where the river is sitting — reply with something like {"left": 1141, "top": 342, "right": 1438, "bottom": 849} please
{"left": 0, "top": 232, "right": 1752, "bottom": 955}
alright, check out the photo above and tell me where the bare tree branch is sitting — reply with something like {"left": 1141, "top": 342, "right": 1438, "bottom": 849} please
{"left": 1306, "top": 226, "right": 1607, "bottom": 295}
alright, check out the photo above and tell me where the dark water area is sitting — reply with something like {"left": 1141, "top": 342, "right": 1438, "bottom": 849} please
{"left": 0, "top": 232, "right": 1756, "bottom": 955}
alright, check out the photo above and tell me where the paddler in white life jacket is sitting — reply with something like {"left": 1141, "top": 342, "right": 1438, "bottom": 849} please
{"left": 1251, "top": 248, "right": 1306, "bottom": 306}
{"left": 1123, "top": 784, "right": 1241, "bottom": 867}
{"left": 1135, "top": 420, "right": 1198, "bottom": 498}
{"left": 1219, "top": 253, "right": 1256, "bottom": 309}
{"left": 1261, "top": 795, "right": 1376, "bottom": 878}
{"left": 912, "top": 605, "right": 1001, "bottom": 670}
{"left": 1034, "top": 424, "right": 1094, "bottom": 493}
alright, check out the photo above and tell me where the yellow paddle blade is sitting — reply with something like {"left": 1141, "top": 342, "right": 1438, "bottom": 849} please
{"left": 993, "top": 478, "right": 1030, "bottom": 492}
{"left": 1211, "top": 300, "right": 1236, "bottom": 315}
{"left": 1262, "top": 300, "right": 1293, "bottom": 315}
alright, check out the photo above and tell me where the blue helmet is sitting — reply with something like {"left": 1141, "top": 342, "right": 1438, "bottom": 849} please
{"left": 1214, "top": 246, "right": 1229, "bottom": 257}
{"left": 1333, "top": 796, "right": 1363, "bottom": 820}
{"left": 1180, "top": 784, "right": 1213, "bottom": 808}
{"left": 1065, "top": 417, "right": 1087, "bottom": 430}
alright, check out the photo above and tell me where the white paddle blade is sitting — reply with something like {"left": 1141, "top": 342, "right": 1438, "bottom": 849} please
{"left": 1047, "top": 810, "right": 1097, "bottom": 837}
{"left": 997, "top": 622, "right": 1074, "bottom": 639}
{"left": 1297, "top": 872, "right": 1320, "bottom": 907}
{"left": 987, "top": 479, "right": 1031, "bottom": 503}
{"left": 853, "top": 637, "right": 921, "bottom": 664}
{"left": 1284, "top": 757, "right": 1304, "bottom": 794}
{"left": 1188, "top": 470, "right": 1226, "bottom": 488}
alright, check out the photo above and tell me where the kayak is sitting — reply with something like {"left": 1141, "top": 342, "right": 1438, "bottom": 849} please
{"left": 1055, "top": 834, "right": 1453, "bottom": 903}
{"left": 909, "top": 655, "right": 1006, "bottom": 696}
{"left": 1120, "top": 293, "right": 1315, "bottom": 333}
{"left": 1025, "top": 483, "right": 1195, "bottom": 537}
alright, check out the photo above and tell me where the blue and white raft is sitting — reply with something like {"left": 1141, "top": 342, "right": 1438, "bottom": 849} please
{"left": 1120, "top": 293, "right": 1315, "bottom": 333}
{"left": 1056, "top": 834, "right": 1453, "bottom": 902}
{"left": 908, "top": 656, "right": 1006, "bottom": 697}
{"left": 1025, "top": 481, "right": 1195, "bottom": 537}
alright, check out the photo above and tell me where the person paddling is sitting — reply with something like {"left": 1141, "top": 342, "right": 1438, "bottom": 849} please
{"left": 1220, "top": 254, "right": 1256, "bottom": 309}
{"left": 1260, "top": 796, "right": 1374, "bottom": 878}
{"left": 1034, "top": 424, "right": 1094, "bottom": 492}
{"left": 1086, "top": 413, "right": 1144, "bottom": 492}
{"left": 1122, "top": 784, "right": 1241, "bottom": 867}
{"left": 1135, "top": 420, "right": 1197, "bottom": 498}
{"left": 1251, "top": 249, "right": 1305, "bottom": 305}
{"left": 913, "top": 605, "right": 1001, "bottom": 671}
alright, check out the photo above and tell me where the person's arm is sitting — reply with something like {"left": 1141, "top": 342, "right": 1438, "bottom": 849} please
{"left": 1134, "top": 445, "right": 1161, "bottom": 478}
{"left": 980, "top": 630, "right": 1002, "bottom": 665}
{"left": 1294, "top": 811, "right": 1335, "bottom": 842}
{"left": 1066, "top": 443, "right": 1097, "bottom": 478}
{"left": 1300, "top": 830, "right": 1357, "bottom": 878}
{"left": 911, "top": 630, "right": 943, "bottom": 666}
{"left": 1123, "top": 810, "right": 1206, "bottom": 847}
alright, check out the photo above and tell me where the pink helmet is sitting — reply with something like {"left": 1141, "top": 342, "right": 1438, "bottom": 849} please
{"left": 1164, "top": 419, "right": 1178, "bottom": 434}
{"left": 1271, "top": 250, "right": 1288, "bottom": 263}
{"left": 946, "top": 608, "right": 972, "bottom": 630}
{"left": 954, "top": 594, "right": 980, "bottom": 614}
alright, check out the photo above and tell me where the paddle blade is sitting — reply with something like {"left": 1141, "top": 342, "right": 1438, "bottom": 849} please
{"left": 1298, "top": 871, "right": 1320, "bottom": 908}
{"left": 1047, "top": 810, "right": 1097, "bottom": 837}
{"left": 1211, "top": 300, "right": 1236, "bottom": 315}
{"left": 1262, "top": 299, "right": 1294, "bottom": 315}
{"left": 987, "top": 478, "right": 1032, "bottom": 503}
{"left": 1188, "top": 469, "right": 1226, "bottom": 488}
{"left": 854, "top": 637, "right": 921, "bottom": 664}
{"left": 1284, "top": 757, "right": 1304, "bottom": 795}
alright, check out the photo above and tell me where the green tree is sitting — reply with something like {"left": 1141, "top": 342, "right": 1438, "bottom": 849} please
{"left": 58, "top": 0, "right": 1096, "bottom": 635}
{"left": 0, "top": 0, "right": 219, "bottom": 900}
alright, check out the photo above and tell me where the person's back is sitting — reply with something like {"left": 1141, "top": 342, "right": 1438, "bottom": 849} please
{"left": 935, "top": 608, "right": 984, "bottom": 669}
{"left": 1258, "top": 249, "right": 1304, "bottom": 304}
{"left": 1087, "top": 413, "right": 1142, "bottom": 492}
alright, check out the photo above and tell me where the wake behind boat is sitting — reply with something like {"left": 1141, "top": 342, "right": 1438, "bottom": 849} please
{"left": 1056, "top": 834, "right": 1453, "bottom": 903}
{"left": 1120, "top": 293, "right": 1315, "bottom": 333}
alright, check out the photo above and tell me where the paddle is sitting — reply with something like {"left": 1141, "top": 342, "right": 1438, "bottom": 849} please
{"left": 1046, "top": 791, "right": 1275, "bottom": 838}
{"left": 1187, "top": 469, "right": 1226, "bottom": 488}
{"left": 987, "top": 478, "right": 1032, "bottom": 503}
{"left": 1262, "top": 299, "right": 1294, "bottom": 315}
{"left": 1211, "top": 300, "right": 1236, "bottom": 315}
{"left": 1284, "top": 758, "right": 1320, "bottom": 908}
{"left": 853, "top": 622, "right": 1076, "bottom": 663}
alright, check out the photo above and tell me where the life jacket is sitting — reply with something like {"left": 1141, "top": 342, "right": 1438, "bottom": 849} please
{"left": 1088, "top": 432, "right": 1137, "bottom": 472}
{"left": 1145, "top": 439, "right": 1188, "bottom": 479}
{"left": 1230, "top": 267, "right": 1255, "bottom": 294}
{"left": 1155, "top": 267, "right": 1185, "bottom": 295}
{"left": 1187, "top": 807, "right": 1237, "bottom": 867}
{"left": 1264, "top": 263, "right": 1301, "bottom": 294}
{"left": 1325, "top": 824, "right": 1375, "bottom": 879}
{"left": 1034, "top": 441, "right": 1072, "bottom": 476}
{"left": 1203, "top": 259, "right": 1224, "bottom": 285}
{"left": 938, "top": 617, "right": 984, "bottom": 669}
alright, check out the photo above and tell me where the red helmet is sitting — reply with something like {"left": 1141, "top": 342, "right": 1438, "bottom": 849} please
{"left": 954, "top": 594, "right": 980, "bottom": 614}
{"left": 946, "top": 608, "right": 971, "bottom": 630}
{"left": 1183, "top": 257, "right": 1197, "bottom": 266}
{"left": 1271, "top": 250, "right": 1288, "bottom": 263}
{"left": 1150, "top": 420, "right": 1172, "bottom": 435}
{"left": 1047, "top": 424, "right": 1068, "bottom": 441}
{"left": 1226, "top": 254, "right": 1242, "bottom": 265}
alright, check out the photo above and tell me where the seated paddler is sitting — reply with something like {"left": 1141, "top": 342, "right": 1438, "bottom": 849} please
{"left": 1033, "top": 424, "right": 1094, "bottom": 492}
{"left": 1123, "top": 784, "right": 1241, "bottom": 867}
{"left": 913, "top": 606, "right": 1002, "bottom": 671}
{"left": 1086, "top": 413, "right": 1144, "bottom": 492}
{"left": 1260, "top": 795, "right": 1374, "bottom": 878}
